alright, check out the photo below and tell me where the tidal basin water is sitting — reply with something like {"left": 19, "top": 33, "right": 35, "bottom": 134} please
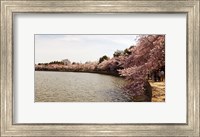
{"left": 35, "top": 71, "right": 132, "bottom": 102}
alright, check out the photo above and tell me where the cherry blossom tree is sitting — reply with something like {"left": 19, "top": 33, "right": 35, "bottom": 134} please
{"left": 119, "top": 35, "right": 165, "bottom": 96}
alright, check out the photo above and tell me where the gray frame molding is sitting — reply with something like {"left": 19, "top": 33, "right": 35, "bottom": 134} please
{"left": 1, "top": 0, "right": 199, "bottom": 136}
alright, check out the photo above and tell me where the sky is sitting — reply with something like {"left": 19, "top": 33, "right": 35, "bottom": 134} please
{"left": 35, "top": 35, "right": 138, "bottom": 64}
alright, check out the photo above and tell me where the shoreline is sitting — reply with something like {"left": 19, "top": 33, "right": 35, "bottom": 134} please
{"left": 35, "top": 70, "right": 122, "bottom": 77}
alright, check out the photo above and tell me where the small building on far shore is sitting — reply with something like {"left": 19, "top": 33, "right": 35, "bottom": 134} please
{"left": 62, "top": 59, "right": 71, "bottom": 65}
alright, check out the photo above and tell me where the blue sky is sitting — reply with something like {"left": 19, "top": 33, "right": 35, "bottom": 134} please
{"left": 35, "top": 35, "right": 138, "bottom": 63}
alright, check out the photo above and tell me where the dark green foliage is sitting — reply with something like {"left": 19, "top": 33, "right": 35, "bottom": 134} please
{"left": 49, "top": 61, "right": 64, "bottom": 65}
{"left": 113, "top": 50, "right": 124, "bottom": 57}
{"left": 124, "top": 48, "right": 132, "bottom": 56}
{"left": 99, "top": 55, "right": 109, "bottom": 63}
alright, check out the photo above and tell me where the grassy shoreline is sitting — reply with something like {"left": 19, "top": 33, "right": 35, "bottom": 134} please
{"left": 150, "top": 81, "right": 165, "bottom": 102}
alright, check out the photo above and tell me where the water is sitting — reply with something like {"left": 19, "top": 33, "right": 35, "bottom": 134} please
{"left": 35, "top": 71, "right": 132, "bottom": 102}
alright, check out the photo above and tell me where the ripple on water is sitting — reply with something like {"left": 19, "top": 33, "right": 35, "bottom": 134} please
{"left": 35, "top": 71, "right": 132, "bottom": 102}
